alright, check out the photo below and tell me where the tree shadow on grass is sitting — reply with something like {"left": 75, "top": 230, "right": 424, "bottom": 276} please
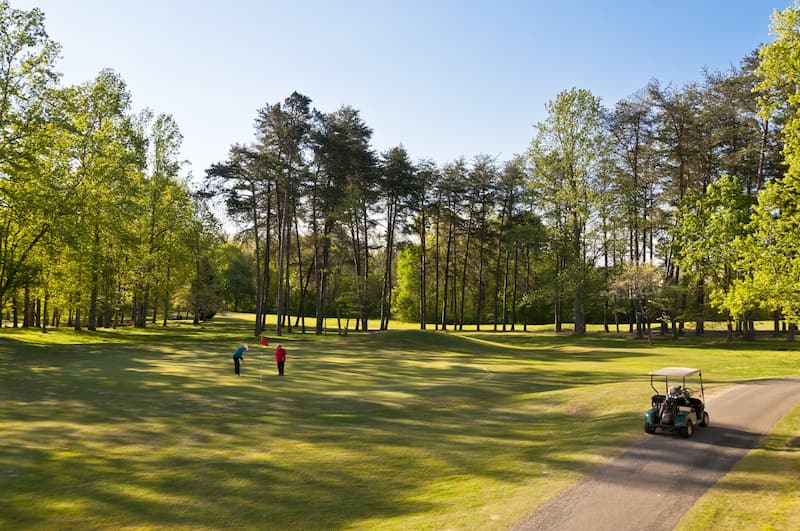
{"left": 0, "top": 440, "right": 439, "bottom": 529}
{"left": 0, "top": 335, "right": 653, "bottom": 528}
{"left": 4, "top": 330, "right": 791, "bottom": 528}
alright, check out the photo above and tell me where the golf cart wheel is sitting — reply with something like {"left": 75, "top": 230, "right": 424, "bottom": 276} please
{"left": 680, "top": 420, "right": 694, "bottom": 438}
{"left": 700, "top": 412, "right": 709, "bottom": 427}
{"left": 644, "top": 424, "right": 656, "bottom": 434}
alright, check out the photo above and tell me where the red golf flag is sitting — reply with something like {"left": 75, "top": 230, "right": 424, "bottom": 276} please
{"left": 260, "top": 336, "right": 268, "bottom": 346}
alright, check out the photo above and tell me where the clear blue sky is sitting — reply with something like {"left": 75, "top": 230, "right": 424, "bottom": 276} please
{"left": 14, "top": 0, "right": 787, "bottom": 180}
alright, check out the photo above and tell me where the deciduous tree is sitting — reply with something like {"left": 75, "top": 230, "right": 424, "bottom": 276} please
{"left": 528, "top": 88, "right": 606, "bottom": 335}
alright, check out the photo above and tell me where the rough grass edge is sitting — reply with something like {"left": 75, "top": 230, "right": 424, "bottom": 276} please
{"left": 675, "top": 404, "right": 800, "bottom": 531}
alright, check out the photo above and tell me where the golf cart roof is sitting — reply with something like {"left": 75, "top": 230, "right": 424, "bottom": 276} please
{"left": 649, "top": 367, "right": 701, "bottom": 377}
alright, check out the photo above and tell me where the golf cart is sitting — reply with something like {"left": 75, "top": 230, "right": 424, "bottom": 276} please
{"left": 644, "top": 367, "right": 709, "bottom": 438}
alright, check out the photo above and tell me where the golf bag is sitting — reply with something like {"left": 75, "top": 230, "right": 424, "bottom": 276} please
{"left": 659, "top": 394, "right": 679, "bottom": 424}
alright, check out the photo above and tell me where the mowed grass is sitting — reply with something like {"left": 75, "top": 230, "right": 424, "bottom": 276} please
{"left": 675, "top": 403, "right": 800, "bottom": 531}
{"left": 1, "top": 313, "right": 799, "bottom": 530}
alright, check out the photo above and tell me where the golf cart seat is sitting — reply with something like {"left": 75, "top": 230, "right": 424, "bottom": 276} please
{"left": 651, "top": 394, "right": 665, "bottom": 409}
{"left": 687, "top": 396, "right": 704, "bottom": 416}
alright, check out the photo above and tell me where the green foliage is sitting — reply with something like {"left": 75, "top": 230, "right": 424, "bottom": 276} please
{"left": 0, "top": 1, "right": 62, "bottom": 305}
{"left": 392, "top": 244, "right": 420, "bottom": 321}
{"left": 0, "top": 3, "right": 220, "bottom": 329}
{"left": 528, "top": 88, "right": 607, "bottom": 334}
{"left": 216, "top": 244, "right": 256, "bottom": 312}
{"left": 185, "top": 200, "right": 224, "bottom": 322}
{"left": 731, "top": 178, "right": 800, "bottom": 323}
{"left": 611, "top": 263, "right": 667, "bottom": 321}
{"left": 674, "top": 174, "right": 753, "bottom": 319}
{"left": 528, "top": 88, "right": 606, "bottom": 235}
{"left": 758, "top": 2, "right": 800, "bottom": 170}
{"left": 729, "top": 3, "right": 800, "bottom": 325}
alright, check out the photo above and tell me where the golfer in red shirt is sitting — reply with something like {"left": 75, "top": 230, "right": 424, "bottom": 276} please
{"left": 275, "top": 344, "right": 287, "bottom": 376}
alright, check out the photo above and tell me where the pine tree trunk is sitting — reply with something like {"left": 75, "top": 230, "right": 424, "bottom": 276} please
{"left": 276, "top": 185, "right": 289, "bottom": 336}
{"left": 433, "top": 196, "right": 441, "bottom": 331}
{"left": 419, "top": 210, "right": 427, "bottom": 330}
{"left": 162, "top": 263, "right": 170, "bottom": 327}
{"left": 361, "top": 204, "right": 370, "bottom": 332}
{"left": 695, "top": 277, "right": 705, "bottom": 335}
{"left": 88, "top": 227, "right": 100, "bottom": 331}
{"left": 74, "top": 297, "right": 81, "bottom": 331}
{"left": 380, "top": 199, "right": 397, "bottom": 331}
{"left": 494, "top": 239, "right": 503, "bottom": 332}
{"left": 554, "top": 253, "right": 563, "bottom": 333}
{"left": 23, "top": 286, "right": 31, "bottom": 328}
{"left": 524, "top": 247, "right": 531, "bottom": 332}
{"left": 603, "top": 221, "right": 610, "bottom": 333}
{"left": 440, "top": 215, "right": 453, "bottom": 331}
{"left": 458, "top": 217, "right": 472, "bottom": 331}
{"left": 252, "top": 186, "right": 264, "bottom": 337}
{"left": 89, "top": 283, "right": 98, "bottom": 331}
{"left": 349, "top": 218, "right": 363, "bottom": 332}
{"left": 42, "top": 294, "right": 48, "bottom": 331}
{"left": 293, "top": 213, "right": 309, "bottom": 333}
{"left": 475, "top": 227, "right": 485, "bottom": 331}
{"left": 502, "top": 245, "right": 510, "bottom": 332}
{"left": 511, "top": 246, "right": 519, "bottom": 331}
{"left": 315, "top": 222, "right": 332, "bottom": 335}
{"left": 572, "top": 218, "right": 586, "bottom": 336}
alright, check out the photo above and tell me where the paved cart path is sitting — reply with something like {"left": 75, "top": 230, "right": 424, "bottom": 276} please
{"left": 514, "top": 377, "right": 800, "bottom": 531}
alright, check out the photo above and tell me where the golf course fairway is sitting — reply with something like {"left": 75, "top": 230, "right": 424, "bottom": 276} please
{"left": 1, "top": 313, "right": 798, "bottom": 529}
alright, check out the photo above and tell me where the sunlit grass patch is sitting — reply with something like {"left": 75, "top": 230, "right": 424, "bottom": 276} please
{"left": 676, "top": 404, "right": 800, "bottom": 530}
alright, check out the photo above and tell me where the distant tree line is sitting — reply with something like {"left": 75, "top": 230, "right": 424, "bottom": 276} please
{"left": 205, "top": 4, "right": 800, "bottom": 341}
{"left": 3, "top": 2, "right": 800, "bottom": 341}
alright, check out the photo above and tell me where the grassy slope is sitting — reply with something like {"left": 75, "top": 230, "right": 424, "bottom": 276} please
{"left": 1, "top": 313, "right": 798, "bottom": 529}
